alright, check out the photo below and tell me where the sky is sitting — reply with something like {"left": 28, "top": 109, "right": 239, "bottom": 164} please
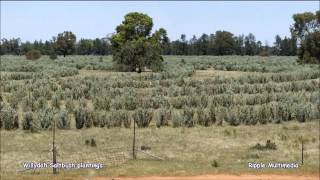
{"left": 1, "top": 1, "right": 319, "bottom": 45}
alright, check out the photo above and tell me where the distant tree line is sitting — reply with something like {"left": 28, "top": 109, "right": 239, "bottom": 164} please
{"left": 0, "top": 10, "right": 318, "bottom": 64}
{"left": 0, "top": 32, "right": 296, "bottom": 56}
{"left": 0, "top": 36, "right": 112, "bottom": 56}
{"left": 161, "top": 32, "right": 297, "bottom": 56}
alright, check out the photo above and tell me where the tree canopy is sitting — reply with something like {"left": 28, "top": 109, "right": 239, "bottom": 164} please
{"left": 291, "top": 11, "right": 320, "bottom": 63}
{"left": 55, "top": 31, "right": 76, "bottom": 57}
{"left": 111, "top": 12, "right": 168, "bottom": 72}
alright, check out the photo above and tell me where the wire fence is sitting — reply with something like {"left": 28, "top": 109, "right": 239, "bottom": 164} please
{"left": 9, "top": 139, "right": 165, "bottom": 174}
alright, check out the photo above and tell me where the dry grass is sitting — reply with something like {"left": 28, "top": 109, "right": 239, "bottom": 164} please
{"left": 78, "top": 69, "right": 156, "bottom": 78}
{"left": 78, "top": 70, "right": 113, "bottom": 77}
{"left": 1, "top": 121, "right": 319, "bottom": 180}
{"left": 193, "top": 68, "right": 257, "bottom": 79}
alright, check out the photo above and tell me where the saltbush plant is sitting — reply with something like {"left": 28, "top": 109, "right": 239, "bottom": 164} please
{"left": 75, "top": 106, "right": 86, "bottom": 129}
{"left": 1, "top": 104, "right": 19, "bottom": 130}
{"left": 51, "top": 94, "right": 60, "bottom": 109}
{"left": 56, "top": 110, "right": 70, "bottom": 129}
{"left": 25, "top": 50, "right": 41, "bottom": 60}
{"left": 133, "top": 108, "right": 153, "bottom": 128}
{"left": 22, "top": 111, "right": 33, "bottom": 130}
{"left": 93, "top": 96, "right": 111, "bottom": 111}
{"left": 109, "top": 110, "right": 129, "bottom": 128}
{"left": 172, "top": 110, "right": 183, "bottom": 127}
{"left": 49, "top": 53, "right": 58, "bottom": 60}
{"left": 155, "top": 108, "right": 170, "bottom": 128}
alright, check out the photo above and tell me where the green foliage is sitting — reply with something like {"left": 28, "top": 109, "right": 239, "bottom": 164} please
{"left": 84, "top": 110, "right": 94, "bottom": 128}
{"left": 182, "top": 108, "right": 194, "bottom": 127}
{"left": 6, "top": 94, "right": 19, "bottom": 110}
{"left": 172, "top": 110, "right": 183, "bottom": 128}
{"left": 75, "top": 106, "right": 86, "bottom": 129}
{"left": 171, "top": 96, "right": 186, "bottom": 109}
{"left": 56, "top": 110, "right": 70, "bottom": 129}
{"left": 51, "top": 94, "right": 60, "bottom": 109}
{"left": 65, "top": 98, "right": 75, "bottom": 112}
{"left": 35, "top": 97, "right": 48, "bottom": 110}
{"left": 0, "top": 104, "right": 19, "bottom": 130}
{"left": 214, "top": 31, "right": 236, "bottom": 55}
{"left": 122, "top": 94, "right": 137, "bottom": 110}
{"left": 35, "top": 108, "right": 54, "bottom": 129}
{"left": 49, "top": 53, "right": 58, "bottom": 60}
{"left": 25, "top": 50, "right": 41, "bottom": 60}
{"left": 194, "top": 108, "right": 211, "bottom": 126}
{"left": 111, "top": 12, "right": 167, "bottom": 72}
{"left": 297, "top": 31, "right": 320, "bottom": 64}
{"left": 155, "top": 108, "right": 170, "bottom": 128}
{"left": 133, "top": 108, "right": 153, "bottom": 128}
{"left": 291, "top": 11, "right": 320, "bottom": 64}
{"left": 22, "top": 112, "right": 33, "bottom": 130}
{"left": 111, "top": 97, "right": 122, "bottom": 110}
{"left": 122, "top": 114, "right": 131, "bottom": 128}
{"left": 93, "top": 96, "right": 111, "bottom": 111}
{"left": 109, "top": 110, "right": 130, "bottom": 128}
{"left": 211, "top": 160, "right": 219, "bottom": 168}
{"left": 295, "top": 104, "right": 311, "bottom": 122}
{"left": 55, "top": 31, "right": 76, "bottom": 57}
{"left": 149, "top": 96, "right": 169, "bottom": 109}
{"left": 1, "top": 55, "right": 319, "bottom": 130}
{"left": 21, "top": 95, "right": 36, "bottom": 112}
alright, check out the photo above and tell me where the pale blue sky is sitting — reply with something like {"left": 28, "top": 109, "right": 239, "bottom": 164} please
{"left": 1, "top": 1, "right": 319, "bottom": 45}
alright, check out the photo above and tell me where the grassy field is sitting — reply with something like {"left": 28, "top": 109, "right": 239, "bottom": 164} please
{"left": 0, "top": 55, "right": 319, "bottom": 179}
{"left": 1, "top": 121, "right": 319, "bottom": 180}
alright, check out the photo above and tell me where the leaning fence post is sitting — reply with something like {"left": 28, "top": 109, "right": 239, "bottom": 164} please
{"left": 52, "top": 116, "right": 57, "bottom": 174}
{"left": 301, "top": 140, "right": 304, "bottom": 165}
{"left": 132, "top": 116, "right": 136, "bottom": 159}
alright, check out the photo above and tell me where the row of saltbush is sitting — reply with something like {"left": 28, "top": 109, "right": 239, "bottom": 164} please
{"left": 171, "top": 102, "right": 319, "bottom": 127}
{"left": 57, "top": 77, "right": 320, "bottom": 99}
{"left": 1, "top": 72, "right": 35, "bottom": 80}
{"left": 53, "top": 69, "right": 320, "bottom": 90}
{"left": 25, "top": 90, "right": 315, "bottom": 112}
{"left": 169, "top": 91, "right": 319, "bottom": 109}
{"left": 1, "top": 67, "right": 78, "bottom": 81}
{"left": 0, "top": 104, "right": 70, "bottom": 131}
{"left": 4, "top": 85, "right": 319, "bottom": 114}
{"left": 4, "top": 69, "right": 316, "bottom": 101}
{"left": 0, "top": 104, "right": 19, "bottom": 130}
{"left": 21, "top": 109, "right": 70, "bottom": 131}
{"left": 30, "top": 77, "right": 318, "bottom": 101}
{"left": 2, "top": 101, "right": 318, "bottom": 130}
{"left": 154, "top": 79, "right": 320, "bottom": 97}
{"left": 189, "top": 56, "right": 314, "bottom": 73}
{"left": 73, "top": 107, "right": 157, "bottom": 129}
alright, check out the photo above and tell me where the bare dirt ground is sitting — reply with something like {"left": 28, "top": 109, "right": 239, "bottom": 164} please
{"left": 97, "top": 174, "right": 319, "bottom": 180}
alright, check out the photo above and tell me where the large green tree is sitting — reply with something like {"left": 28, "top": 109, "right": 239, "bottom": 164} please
{"left": 77, "top": 39, "right": 93, "bottom": 55}
{"left": 291, "top": 11, "right": 320, "bottom": 63}
{"left": 111, "top": 12, "right": 168, "bottom": 72}
{"left": 213, "top": 31, "right": 236, "bottom": 55}
{"left": 244, "top": 33, "right": 257, "bottom": 56}
{"left": 55, "top": 31, "right": 76, "bottom": 57}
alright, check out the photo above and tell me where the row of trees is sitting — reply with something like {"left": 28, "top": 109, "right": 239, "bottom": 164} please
{"left": 0, "top": 32, "right": 296, "bottom": 57}
{"left": 0, "top": 10, "right": 318, "bottom": 65}
{"left": 163, "top": 32, "right": 297, "bottom": 56}
{"left": 0, "top": 36, "right": 112, "bottom": 56}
